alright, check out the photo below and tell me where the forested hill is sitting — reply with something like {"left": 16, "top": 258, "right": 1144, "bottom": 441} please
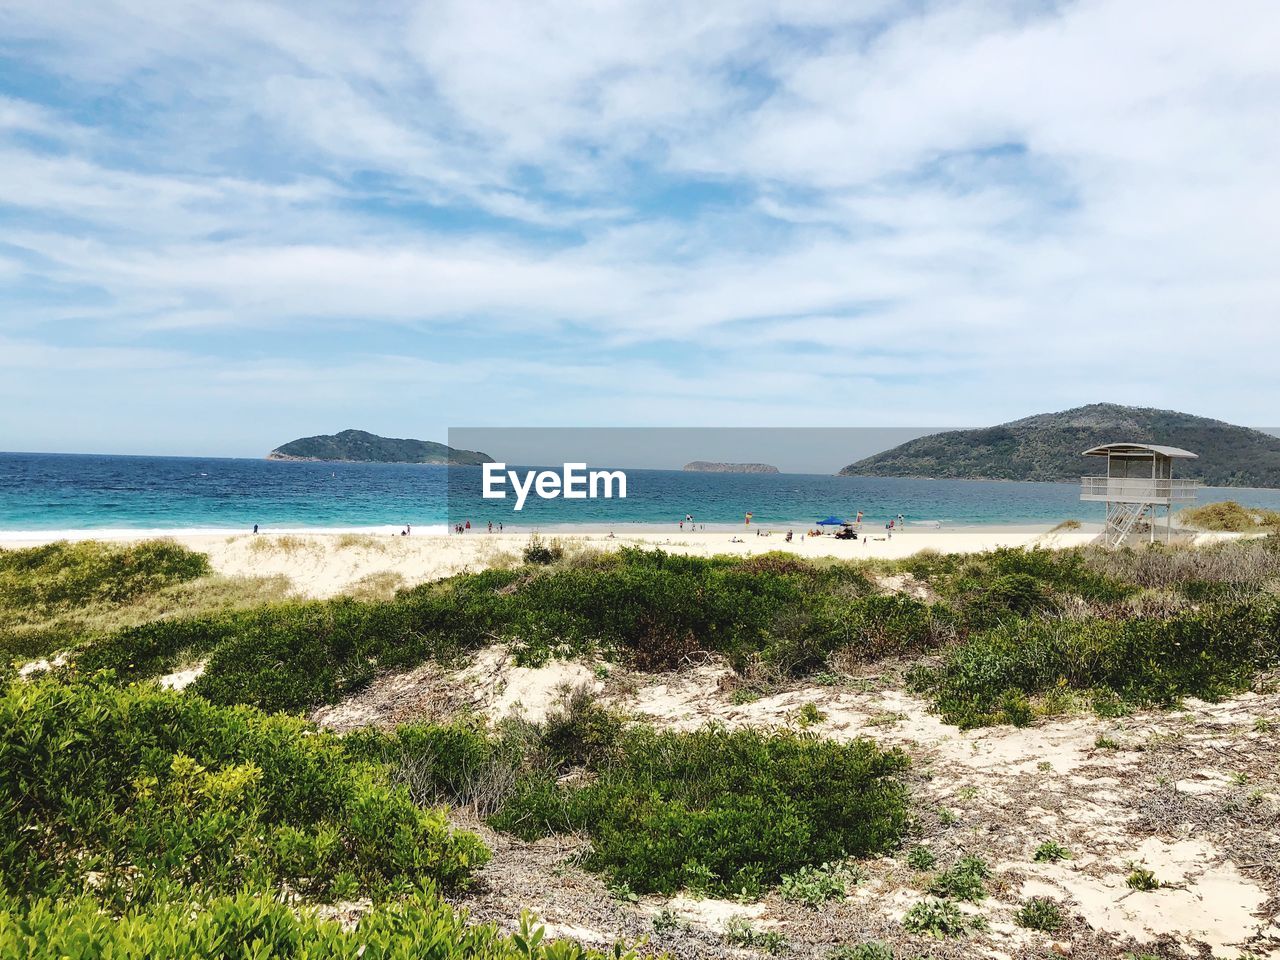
{"left": 268, "top": 429, "right": 492, "bottom": 465}
{"left": 840, "top": 404, "right": 1280, "bottom": 488}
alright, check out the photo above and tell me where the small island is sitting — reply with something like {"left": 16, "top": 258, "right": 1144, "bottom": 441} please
{"left": 268, "top": 429, "right": 492, "bottom": 465}
{"left": 683, "top": 461, "right": 780, "bottom": 474}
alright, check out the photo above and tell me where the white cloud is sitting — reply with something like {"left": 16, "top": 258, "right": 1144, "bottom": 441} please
{"left": 1, "top": 0, "right": 1279, "bottom": 453}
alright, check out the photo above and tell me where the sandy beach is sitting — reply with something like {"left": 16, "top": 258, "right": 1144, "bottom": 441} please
{"left": 1, "top": 524, "right": 1240, "bottom": 599}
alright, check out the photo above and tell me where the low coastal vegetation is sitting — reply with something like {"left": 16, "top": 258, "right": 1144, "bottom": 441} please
{"left": 8, "top": 535, "right": 1280, "bottom": 725}
{"left": 1, "top": 895, "right": 644, "bottom": 960}
{"left": 1180, "top": 499, "right": 1280, "bottom": 533}
{"left": 0, "top": 539, "right": 287, "bottom": 664}
{"left": 3, "top": 532, "right": 1280, "bottom": 954}
{"left": 0, "top": 677, "right": 486, "bottom": 907}
{"left": 0, "top": 675, "right": 654, "bottom": 958}
{"left": 350, "top": 701, "right": 909, "bottom": 897}
{"left": 917, "top": 599, "right": 1280, "bottom": 727}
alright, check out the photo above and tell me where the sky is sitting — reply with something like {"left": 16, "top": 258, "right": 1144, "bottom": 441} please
{"left": 1, "top": 0, "right": 1277, "bottom": 457}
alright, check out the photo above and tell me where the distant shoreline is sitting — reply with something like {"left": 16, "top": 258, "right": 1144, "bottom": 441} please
{"left": 0, "top": 520, "right": 1089, "bottom": 545}
{"left": 265, "top": 454, "right": 469, "bottom": 465}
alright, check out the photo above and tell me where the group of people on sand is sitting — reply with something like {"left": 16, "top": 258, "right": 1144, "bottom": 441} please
{"left": 451, "top": 520, "right": 504, "bottom": 534}
{"left": 678, "top": 514, "right": 707, "bottom": 531}
{"left": 789, "top": 512, "right": 907, "bottom": 542}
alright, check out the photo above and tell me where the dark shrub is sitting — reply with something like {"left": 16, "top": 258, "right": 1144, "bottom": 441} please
{"left": 495, "top": 726, "right": 909, "bottom": 896}
{"left": 921, "top": 599, "right": 1280, "bottom": 727}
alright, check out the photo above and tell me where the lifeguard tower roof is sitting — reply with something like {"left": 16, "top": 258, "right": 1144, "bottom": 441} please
{"left": 1082, "top": 443, "right": 1197, "bottom": 459}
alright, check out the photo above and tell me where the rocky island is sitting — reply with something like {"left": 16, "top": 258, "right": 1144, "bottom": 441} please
{"left": 268, "top": 429, "right": 492, "bottom": 465}
{"left": 683, "top": 461, "right": 780, "bottom": 474}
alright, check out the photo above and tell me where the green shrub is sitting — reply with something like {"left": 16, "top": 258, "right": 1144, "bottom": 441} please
{"left": 539, "top": 686, "right": 627, "bottom": 770}
{"left": 1032, "top": 840, "right": 1071, "bottom": 863}
{"left": 964, "top": 573, "right": 1052, "bottom": 626}
{"left": 522, "top": 535, "right": 564, "bottom": 565}
{"left": 346, "top": 693, "right": 624, "bottom": 818}
{"left": 902, "top": 898, "right": 984, "bottom": 938}
{"left": 41, "top": 548, "right": 967, "bottom": 714}
{"left": 81, "top": 571, "right": 520, "bottom": 711}
{"left": 722, "top": 916, "right": 788, "bottom": 954}
{"left": 928, "top": 856, "right": 990, "bottom": 902}
{"left": 905, "top": 845, "right": 936, "bottom": 870}
{"left": 1015, "top": 896, "right": 1064, "bottom": 932}
{"left": 1125, "top": 866, "right": 1160, "bottom": 891}
{"left": 346, "top": 719, "right": 535, "bottom": 817}
{"left": 780, "top": 862, "right": 859, "bottom": 907}
{"left": 919, "top": 600, "right": 1280, "bottom": 727}
{"left": 0, "top": 678, "right": 487, "bottom": 906}
{"left": 364, "top": 707, "right": 906, "bottom": 897}
{"left": 62, "top": 544, "right": 1280, "bottom": 728}
{"left": 895, "top": 547, "right": 1133, "bottom": 606}
{"left": 761, "top": 592, "right": 955, "bottom": 675}
{"left": 0, "top": 892, "right": 646, "bottom": 960}
{"left": 494, "top": 725, "right": 909, "bottom": 896}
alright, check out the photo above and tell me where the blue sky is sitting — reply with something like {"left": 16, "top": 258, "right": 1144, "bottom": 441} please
{"left": 1, "top": 0, "right": 1277, "bottom": 456}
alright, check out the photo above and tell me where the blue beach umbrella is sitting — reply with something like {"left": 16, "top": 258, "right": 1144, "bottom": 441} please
{"left": 816, "top": 516, "right": 847, "bottom": 526}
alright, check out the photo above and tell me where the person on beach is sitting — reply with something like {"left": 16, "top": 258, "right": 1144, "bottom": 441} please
{"left": 253, "top": 524, "right": 258, "bottom": 534}
{"left": 785, "top": 530, "right": 793, "bottom": 542}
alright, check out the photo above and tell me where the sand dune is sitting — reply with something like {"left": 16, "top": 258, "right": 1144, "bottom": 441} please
{"left": 3, "top": 525, "right": 1245, "bottom": 600}
{"left": 3, "top": 527, "right": 1101, "bottom": 599}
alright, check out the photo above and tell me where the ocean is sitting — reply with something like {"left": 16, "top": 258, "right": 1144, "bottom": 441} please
{"left": 4, "top": 451, "right": 1280, "bottom": 538}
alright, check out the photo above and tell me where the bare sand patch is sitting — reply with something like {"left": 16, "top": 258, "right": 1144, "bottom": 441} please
{"left": 158, "top": 661, "right": 205, "bottom": 690}
{"left": 310, "top": 647, "right": 603, "bottom": 732}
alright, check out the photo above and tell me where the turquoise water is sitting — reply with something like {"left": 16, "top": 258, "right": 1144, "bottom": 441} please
{"left": 4, "top": 452, "right": 1280, "bottom": 534}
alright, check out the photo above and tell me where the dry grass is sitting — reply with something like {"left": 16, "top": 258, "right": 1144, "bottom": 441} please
{"left": 1083, "top": 539, "right": 1280, "bottom": 597}
{"left": 247, "top": 535, "right": 322, "bottom": 555}
{"left": 2, "top": 574, "right": 292, "bottom": 662}
{"left": 345, "top": 571, "right": 407, "bottom": 601}
{"left": 335, "top": 533, "right": 390, "bottom": 551}
{"left": 1180, "top": 500, "right": 1280, "bottom": 533}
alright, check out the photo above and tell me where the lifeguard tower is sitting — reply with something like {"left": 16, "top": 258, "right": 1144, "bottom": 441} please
{"left": 1080, "top": 443, "right": 1199, "bottom": 547}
